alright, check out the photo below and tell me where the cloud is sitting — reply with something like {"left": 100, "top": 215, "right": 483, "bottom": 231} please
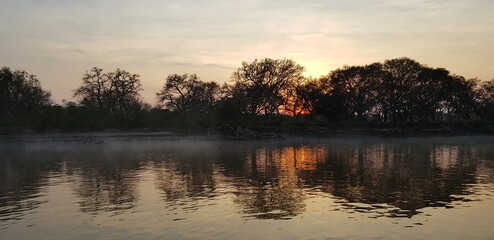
{"left": 0, "top": 0, "right": 493, "bottom": 103}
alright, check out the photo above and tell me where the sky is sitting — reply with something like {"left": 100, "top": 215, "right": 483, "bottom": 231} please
{"left": 1, "top": 0, "right": 493, "bottom": 104}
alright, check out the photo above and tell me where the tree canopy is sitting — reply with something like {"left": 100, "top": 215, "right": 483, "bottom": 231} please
{"left": 74, "top": 67, "right": 143, "bottom": 113}
{"left": 230, "top": 58, "right": 305, "bottom": 116}
{"left": 0, "top": 67, "right": 51, "bottom": 116}
{"left": 156, "top": 73, "right": 220, "bottom": 115}
{"left": 2, "top": 57, "right": 494, "bottom": 132}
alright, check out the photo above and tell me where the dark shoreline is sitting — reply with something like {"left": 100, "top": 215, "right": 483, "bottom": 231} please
{"left": 1, "top": 122, "right": 493, "bottom": 143}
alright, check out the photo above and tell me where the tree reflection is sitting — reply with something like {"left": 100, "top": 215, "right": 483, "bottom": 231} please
{"left": 66, "top": 150, "right": 141, "bottom": 214}
{"left": 229, "top": 146, "right": 325, "bottom": 219}
{"left": 0, "top": 145, "right": 143, "bottom": 217}
{"left": 316, "top": 142, "right": 480, "bottom": 217}
{"left": 0, "top": 138, "right": 492, "bottom": 224}
{"left": 0, "top": 147, "right": 62, "bottom": 223}
{"left": 220, "top": 140, "right": 483, "bottom": 219}
{"left": 151, "top": 145, "right": 225, "bottom": 213}
{"left": 154, "top": 156, "right": 217, "bottom": 203}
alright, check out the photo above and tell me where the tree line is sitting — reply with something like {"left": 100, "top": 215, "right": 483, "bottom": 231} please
{"left": 1, "top": 57, "right": 494, "bottom": 132}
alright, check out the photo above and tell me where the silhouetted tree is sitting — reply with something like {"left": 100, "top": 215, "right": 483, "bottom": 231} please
{"left": 0, "top": 67, "right": 52, "bottom": 117}
{"left": 476, "top": 80, "right": 494, "bottom": 120}
{"left": 446, "top": 76, "right": 478, "bottom": 120}
{"left": 3, "top": 55, "right": 492, "bottom": 132}
{"left": 156, "top": 73, "right": 220, "bottom": 115}
{"left": 326, "top": 64, "right": 381, "bottom": 120}
{"left": 73, "top": 67, "right": 107, "bottom": 109}
{"left": 314, "top": 58, "right": 485, "bottom": 122}
{"left": 378, "top": 57, "right": 423, "bottom": 122}
{"left": 231, "top": 58, "right": 305, "bottom": 116}
{"left": 219, "top": 82, "right": 250, "bottom": 117}
{"left": 407, "top": 67, "right": 451, "bottom": 121}
{"left": 314, "top": 75, "right": 348, "bottom": 122}
{"left": 280, "top": 78, "right": 319, "bottom": 120}
{"left": 74, "top": 67, "right": 142, "bottom": 113}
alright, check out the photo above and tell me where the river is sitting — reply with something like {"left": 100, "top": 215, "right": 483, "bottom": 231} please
{"left": 1, "top": 136, "right": 493, "bottom": 239}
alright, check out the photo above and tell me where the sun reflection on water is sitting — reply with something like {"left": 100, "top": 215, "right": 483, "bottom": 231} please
{"left": 1, "top": 137, "right": 494, "bottom": 239}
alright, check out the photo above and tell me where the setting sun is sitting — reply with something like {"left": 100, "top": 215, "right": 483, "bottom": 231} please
{"left": 300, "top": 60, "right": 330, "bottom": 78}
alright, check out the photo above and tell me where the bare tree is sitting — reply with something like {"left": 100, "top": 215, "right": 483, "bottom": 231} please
{"left": 73, "top": 67, "right": 108, "bottom": 109}
{"left": 74, "top": 68, "right": 142, "bottom": 112}
{"left": 107, "top": 69, "right": 142, "bottom": 112}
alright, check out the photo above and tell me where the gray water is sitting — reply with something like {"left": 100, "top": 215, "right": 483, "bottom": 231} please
{"left": 1, "top": 137, "right": 493, "bottom": 239}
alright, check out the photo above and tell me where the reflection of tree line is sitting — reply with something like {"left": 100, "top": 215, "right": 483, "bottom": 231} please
{"left": 67, "top": 151, "right": 141, "bottom": 214}
{"left": 0, "top": 148, "right": 143, "bottom": 221}
{"left": 153, "top": 155, "right": 217, "bottom": 205}
{"left": 218, "top": 143, "right": 483, "bottom": 218}
{"left": 325, "top": 144, "right": 478, "bottom": 216}
{"left": 230, "top": 147, "right": 309, "bottom": 219}
{"left": 0, "top": 141, "right": 492, "bottom": 222}
{"left": 0, "top": 149, "right": 58, "bottom": 222}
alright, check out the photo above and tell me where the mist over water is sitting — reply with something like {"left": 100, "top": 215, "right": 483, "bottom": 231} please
{"left": 1, "top": 137, "right": 493, "bottom": 239}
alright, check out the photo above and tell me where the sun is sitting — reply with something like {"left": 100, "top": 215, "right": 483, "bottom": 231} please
{"left": 299, "top": 60, "right": 329, "bottom": 78}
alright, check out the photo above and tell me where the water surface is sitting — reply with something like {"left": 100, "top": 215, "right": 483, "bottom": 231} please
{"left": 1, "top": 137, "right": 493, "bottom": 239}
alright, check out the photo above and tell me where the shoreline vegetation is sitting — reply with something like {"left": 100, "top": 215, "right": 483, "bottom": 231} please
{"left": 2, "top": 57, "right": 494, "bottom": 140}
{"left": 2, "top": 121, "right": 493, "bottom": 142}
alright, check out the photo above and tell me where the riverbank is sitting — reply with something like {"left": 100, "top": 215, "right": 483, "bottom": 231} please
{"left": 218, "top": 122, "right": 494, "bottom": 139}
{"left": 1, "top": 121, "right": 493, "bottom": 143}
{"left": 0, "top": 130, "right": 195, "bottom": 143}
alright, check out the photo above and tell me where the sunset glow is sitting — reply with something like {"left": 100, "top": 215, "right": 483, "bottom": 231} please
{"left": 1, "top": 0, "right": 493, "bottom": 104}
